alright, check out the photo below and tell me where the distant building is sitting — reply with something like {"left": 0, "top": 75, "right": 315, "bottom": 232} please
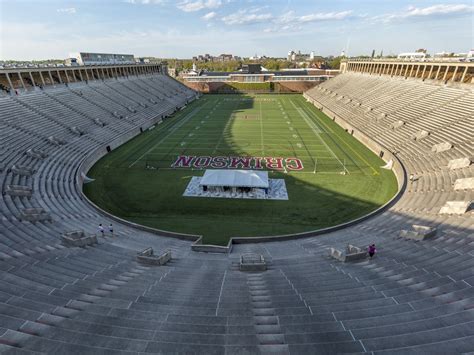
{"left": 218, "top": 54, "right": 233, "bottom": 62}
{"left": 69, "top": 52, "right": 135, "bottom": 66}
{"left": 397, "top": 52, "right": 427, "bottom": 61}
{"left": 182, "top": 64, "right": 338, "bottom": 84}
{"left": 193, "top": 53, "right": 236, "bottom": 63}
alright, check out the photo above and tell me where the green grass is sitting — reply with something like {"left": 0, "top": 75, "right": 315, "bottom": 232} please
{"left": 84, "top": 94, "right": 398, "bottom": 245}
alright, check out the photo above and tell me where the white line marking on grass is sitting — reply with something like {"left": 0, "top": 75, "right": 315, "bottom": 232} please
{"left": 290, "top": 99, "right": 349, "bottom": 174}
{"left": 128, "top": 106, "right": 202, "bottom": 168}
{"left": 302, "top": 104, "right": 378, "bottom": 175}
{"left": 259, "top": 100, "right": 265, "bottom": 155}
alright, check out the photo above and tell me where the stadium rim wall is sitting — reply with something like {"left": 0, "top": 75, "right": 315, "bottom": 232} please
{"left": 77, "top": 93, "right": 406, "bottom": 252}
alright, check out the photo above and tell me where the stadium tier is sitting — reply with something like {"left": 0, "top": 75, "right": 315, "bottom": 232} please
{"left": 0, "top": 63, "right": 473, "bottom": 354}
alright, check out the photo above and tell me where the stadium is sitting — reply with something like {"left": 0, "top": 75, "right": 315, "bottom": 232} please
{"left": 1, "top": 2, "right": 474, "bottom": 354}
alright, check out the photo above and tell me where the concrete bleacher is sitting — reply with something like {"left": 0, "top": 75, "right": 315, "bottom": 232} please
{"left": 0, "top": 70, "right": 472, "bottom": 353}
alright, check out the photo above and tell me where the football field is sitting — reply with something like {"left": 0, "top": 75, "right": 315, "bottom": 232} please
{"left": 85, "top": 94, "right": 398, "bottom": 245}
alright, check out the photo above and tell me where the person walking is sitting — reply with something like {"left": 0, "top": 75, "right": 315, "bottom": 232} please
{"left": 98, "top": 224, "right": 105, "bottom": 237}
{"left": 368, "top": 244, "right": 376, "bottom": 258}
{"left": 109, "top": 223, "right": 114, "bottom": 236}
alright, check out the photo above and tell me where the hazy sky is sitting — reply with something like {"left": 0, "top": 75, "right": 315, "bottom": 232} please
{"left": 0, "top": 0, "right": 472, "bottom": 60}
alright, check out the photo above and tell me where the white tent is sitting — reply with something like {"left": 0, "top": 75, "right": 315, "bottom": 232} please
{"left": 200, "top": 170, "right": 269, "bottom": 188}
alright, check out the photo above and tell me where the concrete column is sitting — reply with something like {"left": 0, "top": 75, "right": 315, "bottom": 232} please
{"left": 451, "top": 66, "right": 458, "bottom": 82}
{"left": 427, "top": 65, "right": 434, "bottom": 80}
{"left": 28, "top": 72, "right": 36, "bottom": 87}
{"left": 60, "top": 70, "right": 66, "bottom": 83}
{"left": 64, "top": 70, "right": 70, "bottom": 83}
{"left": 421, "top": 65, "right": 427, "bottom": 80}
{"left": 435, "top": 65, "right": 442, "bottom": 80}
{"left": 460, "top": 66, "right": 468, "bottom": 83}
{"left": 442, "top": 65, "right": 450, "bottom": 81}
{"left": 38, "top": 71, "right": 46, "bottom": 86}
{"left": 78, "top": 69, "right": 83, "bottom": 82}
{"left": 389, "top": 64, "right": 395, "bottom": 76}
{"left": 48, "top": 71, "right": 54, "bottom": 85}
{"left": 18, "top": 73, "right": 27, "bottom": 89}
{"left": 5, "top": 73, "right": 14, "bottom": 93}
{"left": 414, "top": 65, "right": 420, "bottom": 79}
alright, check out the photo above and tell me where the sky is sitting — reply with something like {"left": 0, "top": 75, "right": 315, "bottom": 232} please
{"left": 0, "top": 0, "right": 473, "bottom": 60}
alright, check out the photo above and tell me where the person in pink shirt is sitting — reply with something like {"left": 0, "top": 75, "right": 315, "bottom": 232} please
{"left": 368, "top": 244, "right": 376, "bottom": 258}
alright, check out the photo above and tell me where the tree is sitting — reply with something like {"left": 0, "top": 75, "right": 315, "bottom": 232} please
{"left": 328, "top": 57, "right": 343, "bottom": 69}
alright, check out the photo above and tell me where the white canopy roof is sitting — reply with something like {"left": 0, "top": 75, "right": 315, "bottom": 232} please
{"left": 200, "top": 170, "right": 269, "bottom": 188}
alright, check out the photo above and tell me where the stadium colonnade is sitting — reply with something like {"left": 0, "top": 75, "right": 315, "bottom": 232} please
{"left": 0, "top": 60, "right": 473, "bottom": 353}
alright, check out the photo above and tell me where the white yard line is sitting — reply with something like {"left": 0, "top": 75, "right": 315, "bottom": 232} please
{"left": 259, "top": 100, "right": 265, "bottom": 155}
{"left": 290, "top": 99, "right": 348, "bottom": 173}
{"left": 128, "top": 106, "right": 202, "bottom": 168}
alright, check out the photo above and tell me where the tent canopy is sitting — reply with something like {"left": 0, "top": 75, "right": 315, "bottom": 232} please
{"left": 200, "top": 170, "right": 269, "bottom": 188}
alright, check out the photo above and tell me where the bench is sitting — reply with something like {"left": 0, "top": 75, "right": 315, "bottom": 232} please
{"left": 26, "top": 148, "right": 48, "bottom": 159}
{"left": 448, "top": 157, "right": 472, "bottom": 170}
{"left": 239, "top": 253, "right": 267, "bottom": 272}
{"left": 61, "top": 230, "right": 98, "bottom": 247}
{"left": 5, "top": 184, "right": 33, "bottom": 197}
{"left": 399, "top": 224, "right": 437, "bottom": 241}
{"left": 19, "top": 208, "right": 52, "bottom": 223}
{"left": 329, "top": 244, "right": 368, "bottom": 262}
{"left": 11, "top": 164, "right": 35, "bottom": 176}
{"left": 48, "top": 136, "right": 66, "bottom": 146}
{"left": 136, "top": 248, "right": 171, "bottom": 266}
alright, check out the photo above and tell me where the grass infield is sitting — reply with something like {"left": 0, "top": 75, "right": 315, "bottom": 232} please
{"left": 84, "top": 94, "right": 398, "bottom": 245}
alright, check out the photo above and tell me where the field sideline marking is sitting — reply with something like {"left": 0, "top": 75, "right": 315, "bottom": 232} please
{"left": 128, "top": 105, "right": 203, "bottom": 168}
{"left": 290, "top": 99, "right": 348, "bottom": 174}
{"left": 301, "top": 102, "right": 379, "bottom": 175}
{"left": 259, "top": 100, "right": 265, "bottom": 155}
